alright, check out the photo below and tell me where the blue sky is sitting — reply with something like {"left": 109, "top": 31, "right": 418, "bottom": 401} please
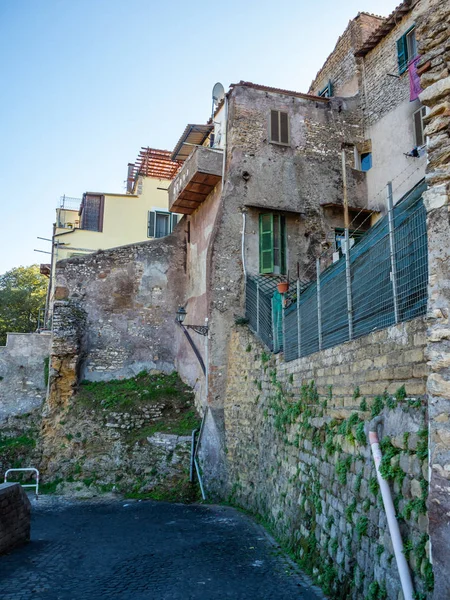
{"left": 0, "top": 0, "right": 399, "bottom": 273}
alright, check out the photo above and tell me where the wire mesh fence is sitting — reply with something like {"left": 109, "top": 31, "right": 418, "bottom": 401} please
{"left": 246, "top": 182, "right": 428, "bottom": 361}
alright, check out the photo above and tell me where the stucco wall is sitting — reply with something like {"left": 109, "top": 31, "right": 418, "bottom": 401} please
{"left": 55, "top": 177, "right": 175, "bottom": 260}
{"left": 222, "top": 321, "right": 431, "bottom": 599}
{"left": 0, "top": 332, "right": 51, "bottom": 422}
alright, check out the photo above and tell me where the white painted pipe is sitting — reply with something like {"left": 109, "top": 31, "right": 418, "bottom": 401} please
{"left": 241, "top": 211, "right": 247, "bottom": 283}
{"left": 369, "top": 430, "right": 414, "bottom": 600}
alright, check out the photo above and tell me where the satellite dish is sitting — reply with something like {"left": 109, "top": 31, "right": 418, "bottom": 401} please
{"left": 212, "top": 82, "right": 225, "bottom": 107}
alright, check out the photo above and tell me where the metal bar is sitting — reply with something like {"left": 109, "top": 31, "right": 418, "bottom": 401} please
{"left": 345, "top": 228, "right": 353, "bottom": 340}
{"left": 194, "top": 458, "right": 206, "bottom": 500}
{"left": 282, "top": 296, "right": 286, "bottom": 353}
{"left": 256, "top": 282, "right": 260, "bottom": 335}
{"left": 176, "top": 321, "right": 206, "bottom": 375}
{"left": 316, "top": 259, "right": 322, "bottom": 351}
{"left": 297, "top": 279, "right": 301, "bottom": 359}
{"left": 190, "top": 429, "right": 198, "bottom": 483}
{"left": 4, "top": 468, "right": 39, "bottom": 497}
{"left": 387, "top": 182, "right": 399, "bottom": 324}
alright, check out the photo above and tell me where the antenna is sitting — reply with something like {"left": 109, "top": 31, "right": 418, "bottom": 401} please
{"left": 211, "top": 82, "right": 225, "bottom": 118}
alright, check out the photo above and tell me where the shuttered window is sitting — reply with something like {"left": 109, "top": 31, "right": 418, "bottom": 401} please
{"left": 269, "top": 110, "right": 290, "bottom": 145}
{"left": 318, "top": 80, "right": 333, "bottom": 98}
{"left": 397, "top": 26, "right": 417, "bottom": 74}
{"left": 259, "top": 213, "right": 286, "bottom": 275}
{"left": 148, "top": 211, "right": 179, "bottom": 238}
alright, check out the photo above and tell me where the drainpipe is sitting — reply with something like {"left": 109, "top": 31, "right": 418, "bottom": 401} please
{"left": 369, "top": 418, "right": 414, "bottom": 600}
{"left": 241, "top": 211, "right": 247, "bottom": 286}
{"left": 221, "top": 95, "right": 228, "bottom": 184}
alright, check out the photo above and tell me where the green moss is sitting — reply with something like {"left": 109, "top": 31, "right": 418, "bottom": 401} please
{"left": 336, "top": 456, "right": 352, "bottom": 485}
{"left": 245, "top": 343, "right": 252, "bottom": 352}
{"left": 0, "top": 434, "right": 35, "bottom": 450}
{"left": 355, "top": 422, "right": 366, "bottom": 445}
{"left": 39, "top": 478, "right": 64, "bottom": 494}
{"left": 416, "top": 428, "right": 428, "bottom": 460}
{"left": 356, "top": 515, "right": 368, "bottom": 540}
{"left": 359, "top": 397, "right": 367, "bottom": 411}
{"left": 345, "top": 499, "right": 357, "bottom": 523}
{"left": 354, "top": 473, "right": 363, "bottom": 494}
{"left": 371, "top": 394, "right": 385, "bottom": 418}
{"left": 369, "top": 477, "right": 378, "bottom": 495}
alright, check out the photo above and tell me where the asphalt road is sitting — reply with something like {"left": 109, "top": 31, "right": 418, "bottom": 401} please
{"left": 0, "top": 497, "right": 324, "bottom": 600}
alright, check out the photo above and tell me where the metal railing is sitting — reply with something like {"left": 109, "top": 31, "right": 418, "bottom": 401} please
{"left": 246, "top": 182, "right": 428, "bottom": 361}
{"left": 4, "top": 468, "right": 40, "bottom": 497}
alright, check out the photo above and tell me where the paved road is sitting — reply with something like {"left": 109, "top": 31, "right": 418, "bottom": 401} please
{"left": 0, "top": 498, "right": 323, "bottom": 600}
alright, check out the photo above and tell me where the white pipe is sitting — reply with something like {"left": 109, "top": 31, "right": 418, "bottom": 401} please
{"left": 369, "top": 430, "right": 414, "bottom": 600}
{"left": 221, "top": 95, "right": 228, "bottom": 184}
{"left": 241, "top": 211, "right": 247, "bottom": 283}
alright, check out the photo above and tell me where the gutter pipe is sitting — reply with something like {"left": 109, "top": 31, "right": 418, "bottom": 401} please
{"left": 369, "top": 417, "right": 414, "bottom": 600}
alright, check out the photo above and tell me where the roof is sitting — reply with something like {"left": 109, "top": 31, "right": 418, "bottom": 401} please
{"left": 355, "top": 0, "right": 413, "bottom": 57}
{"left": 171, "top": 124, "right": 214, "bottom": 162}
{"left": 133, "top": 148, "right": 181, "bottom": 180}
{"left": 229, "top": 81, "right": 329, "bottom": 102}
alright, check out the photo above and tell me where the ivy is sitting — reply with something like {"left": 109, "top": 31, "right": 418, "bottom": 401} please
{"left": 336, "top": 456, "right": 352, "bottom": 485}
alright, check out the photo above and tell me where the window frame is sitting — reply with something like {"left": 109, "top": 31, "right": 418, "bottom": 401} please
{"left": 269, "top": 110, "right": 290, "bottom": 146}
{"left": 413, "top": 105, "right": 427, "bottom": 147}
{"left": 259, "top": 213, "right": 286, "bottom": 275}
{"left": 397, "top": 25, "right": 417, "bottom": 74}
{"left": 318, "top": 80, "right": 333, "bottom": 98}
{"left": 147, "top": 210, "right": 179, "bottom": 239}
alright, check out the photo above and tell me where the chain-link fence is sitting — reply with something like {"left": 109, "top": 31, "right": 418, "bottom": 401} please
{"left": 246, "top": 182, "right": 428, "bottom": 360}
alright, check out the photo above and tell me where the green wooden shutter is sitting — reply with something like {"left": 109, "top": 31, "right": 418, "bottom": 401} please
{"left": 259, "top": 214, "right": 274, "bottom": 274}
{"left": 280, "top": 215, "right": 286, "bottom": 275}
{"left": 170, "top": 213, "right": 178, "bottom": 232}
{"left": 148, "top": 211, "right": 155, "bottom": 237}
{"left": 279, "top": 112, "right": 289, "bottom": 144}
{"left": 397, "top": 35, "right": 408, "bottom": 74}
{"left": 270, "top": 110, "right": 279, "bottom": 143}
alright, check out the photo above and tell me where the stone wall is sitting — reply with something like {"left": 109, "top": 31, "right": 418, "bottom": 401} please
{"left": 308, "top": 13, "right": 383, "bottom": 98}
{"left": 53, "top": 227, "right": 186, "bottom": 381}
{"left": 0, "top": 483, "right": 31, "bottom": 555}
{"left": 416, "top": 0, "right": 450, "bottom": 597}
{"left": 223, "top": 320, "right": 432, "bottom": 599}
{"left": 0, "top": 332, "right": 51, "bottom": 422}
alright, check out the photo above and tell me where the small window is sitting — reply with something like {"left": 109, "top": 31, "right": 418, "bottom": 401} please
{"left": 259, "top": 213, "right": 286, "bottom": 275}
{"left": 148, "top": 211, "right": 179, "bottom": 238}
{"left": 318, "top": 80, "right": 333, "bottom": 98}
{"left": 413, "top": 106, "right": 427, "bottom": 147}
{"left": 334, "top": 228, "right": 365, "bottom": 255}
{"left": 397, "top": 26, "right": 417, "bottom": 74}
{"left": 269, "top": 110, "right": 289, "bottom": 145}
{"left": 360, "top": 152, "right": 372, "bottom": 172}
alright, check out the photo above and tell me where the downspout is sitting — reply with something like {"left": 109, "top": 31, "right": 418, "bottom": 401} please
{"left": 369, "top": 417, "right": 414, "bottom": 600}
{"left": 242, "top": 211, "right": 247, "bottom": 287}
{"left": 221, "top": 94, "right": 228, "bottom": 184}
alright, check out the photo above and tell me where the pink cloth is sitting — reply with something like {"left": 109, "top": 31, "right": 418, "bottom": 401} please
{"left": 409, "top": 56, "right": 422, "bottom": 102}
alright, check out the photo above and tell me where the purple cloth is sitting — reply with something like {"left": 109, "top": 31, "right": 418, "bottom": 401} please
{"left": 409, "top": 56, "right": 422, "bottom": 102}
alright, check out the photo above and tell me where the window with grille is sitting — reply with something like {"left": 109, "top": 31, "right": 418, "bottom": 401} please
{"left": 80, "top": 194, "right": 104, "bottom": 232}
{"left": 413, "top": 106, "right": 427, "bottom": 147}
{"left": 259, "top": 213, "right": 286, "bottom": 275}
{"left": 148, "top": 211, "right": 179, "bottom": 238}
{"left": 269, "top": 110, "right": 290, "bottom": 145}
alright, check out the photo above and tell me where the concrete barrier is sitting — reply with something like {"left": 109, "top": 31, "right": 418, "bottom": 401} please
{"left": 0, "top": 482, "right": 31, "bottom": 554}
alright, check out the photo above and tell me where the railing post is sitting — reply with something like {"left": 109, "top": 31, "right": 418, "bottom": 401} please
{"left": 282, "top": 294, "right": 286, "bottom": 353}
{"left": 345, "top": 229, "right": 353, "bottom": 340}
{"left": 387, "top": 182, "right": 399, "bottom": 324}
{"left": 256, "top": 282, "right": 260, "bottom": 334}
{"left": 296, "top": 279, "right": 301, "bottom": 359}
{"left": 316, "top": 258, "right": 322, "bottom": 351}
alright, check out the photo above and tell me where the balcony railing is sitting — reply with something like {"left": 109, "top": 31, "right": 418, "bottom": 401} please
{"left": 168, "top": 146, "right": 223, "bottom": 214}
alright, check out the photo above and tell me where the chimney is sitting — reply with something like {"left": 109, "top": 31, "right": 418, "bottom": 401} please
{"left": 126, "top": 163, "right": 135, "bottom": 193}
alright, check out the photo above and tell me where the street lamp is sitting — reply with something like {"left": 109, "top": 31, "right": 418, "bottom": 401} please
{"left": 176, "top": 306, "right": 209, "bottom": 336}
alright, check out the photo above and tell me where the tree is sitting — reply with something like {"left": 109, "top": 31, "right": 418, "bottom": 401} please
{"left": 0, "top": 265, "right": 48, "bottom": 345}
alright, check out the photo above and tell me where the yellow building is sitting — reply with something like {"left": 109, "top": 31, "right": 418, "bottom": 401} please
{"left": 42, "top": 148, "right": 181, "bottom": 323}
{"left": 54, "top": 148, "right": 181, "bottom": 261}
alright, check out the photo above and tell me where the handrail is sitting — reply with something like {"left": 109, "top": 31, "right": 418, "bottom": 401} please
{"left": 4, "top": 468, "right": 39, "bottom": 497}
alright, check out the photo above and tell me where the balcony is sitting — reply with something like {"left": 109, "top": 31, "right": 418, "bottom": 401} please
{"left": 168, "top": 146, "right": 223, "bottom": 214}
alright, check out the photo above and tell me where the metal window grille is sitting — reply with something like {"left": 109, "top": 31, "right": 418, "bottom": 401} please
{"left": 246, "top": 183, "right": 428, "bottom": 361}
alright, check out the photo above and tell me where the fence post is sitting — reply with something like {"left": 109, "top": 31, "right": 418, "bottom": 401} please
{"left": 282, "top": 295, "right": 286, "bottom": 353}
{"left": 256, "top": 282, "right": 260, "bottom": 334}
{"left": 387, "top": 182, "right": 399, "bottom": 324}
{"left": 345, "top": 229, "right": 353, "bottom": 340}
{"left": 316, "top": 258, "right": 322, "bottom": 351}
{"left": 296, "top": 279, "right": 301, "bottom": 359}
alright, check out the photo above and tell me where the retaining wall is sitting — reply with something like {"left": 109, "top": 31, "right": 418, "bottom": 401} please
{"left": 0, "top": 483, "right": 31, "bottom": 555}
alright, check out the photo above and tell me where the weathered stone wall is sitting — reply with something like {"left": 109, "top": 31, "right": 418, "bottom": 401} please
{"left": 53, "top": 227, "right": 186, "bottom": 381}
{"left": 223, "top": 321, "right": 431, "bottom": 599}
{"left": 416, "top": 0, "right": 450, "bottom": 596}
{"left": 0, "top": 332, "right": 51, "bottom": 422}
{"left": 0, "top": 483, "right": 31, "bottom": 555}
{"left": 309, "top": 13, "right": 383, "bottom": 98}
{"left": 202, "top": 84, "right": 369, "bottom": 491}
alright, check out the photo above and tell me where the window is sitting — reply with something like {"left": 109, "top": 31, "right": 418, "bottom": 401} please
{"left": 318, "top": 80, "right": 333, "bottom": 98}
{"left": 413, "top": 106, "right": 427, "bottom": 147}
{"left": 397, "top": 26, "right": 417, "bottom": 74}
{"left": 80, "top": 194, "right": 104, "bottom": 232}
{"left": 148, "top": 211, "right": 178, "bottom": 238}
{"left": 360, "top": 152, "right": 372, "bottom": 172}
{"left": 269, "top": 110, "right": 289, "bottom": 145}
{"left": 259, "top": 213, "right": 286, "bottom": 275}
{"left": 334, "top": 228, "right": 365, "bottom": 255}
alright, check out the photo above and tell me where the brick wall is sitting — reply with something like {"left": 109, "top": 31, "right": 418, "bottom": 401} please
{"left": 0, "top": 483, "right": 31, "bottom": 554}
{"left": 222, "top": 319, "right": 432, "bottom": 599}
